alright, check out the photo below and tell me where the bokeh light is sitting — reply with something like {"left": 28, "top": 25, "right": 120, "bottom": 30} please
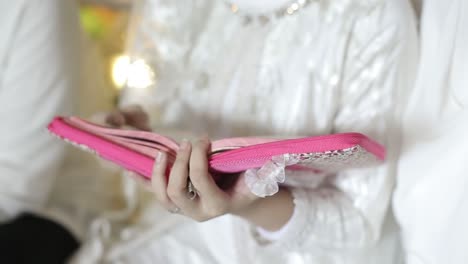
{"left": 111, "top": 54, "right": 155, "bottom": 90}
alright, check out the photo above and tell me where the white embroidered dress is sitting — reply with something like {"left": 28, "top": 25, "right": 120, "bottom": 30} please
{"left": 72, "top": 0, "right": 418, "bottom": 263}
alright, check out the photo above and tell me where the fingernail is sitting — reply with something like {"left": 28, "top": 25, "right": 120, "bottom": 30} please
{"left": 156, "top": 151, "right": 165, "bottom": 163}
{"left": 180, "top": 139, "right": 189, "bottom": 150}
{"left": 154, "top": 152, "right": 166, "bottom": 171}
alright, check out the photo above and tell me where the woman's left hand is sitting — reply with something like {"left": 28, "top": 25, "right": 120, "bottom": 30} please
{"left": 151, "top": 137, "right": 261, "bottom": 221}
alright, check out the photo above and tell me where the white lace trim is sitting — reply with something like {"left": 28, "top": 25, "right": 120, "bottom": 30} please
{"left": 245, "top": 146, "right": 381, "bottom": 197}
{"left": 245, "top": 154, "right": 300, "bottom": 197}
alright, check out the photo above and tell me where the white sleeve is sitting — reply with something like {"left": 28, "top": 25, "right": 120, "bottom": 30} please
{"left": 394, "top": 1, "right": 468, "bottom": 263}
{"left": 256, "top": 0, "right": 417, "bottom": 249}
{"left": 0, "top": 0, "right": 80, "bottom": 221}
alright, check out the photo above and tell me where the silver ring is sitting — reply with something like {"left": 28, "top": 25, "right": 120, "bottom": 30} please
{"left": 169, "top": 207, "right": 181, "bottom": 214}
{"left": 187, "top": 180, "right": 198, "bottom": 200}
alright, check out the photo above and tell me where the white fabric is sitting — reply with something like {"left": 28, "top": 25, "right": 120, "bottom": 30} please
{"left": 0, "top": 0, "right": 79, "bottom": 221}
{"left": 0, "top": 0, "right": 118, "bottom": 243}
{"left": 224, "top": 0, "right": 293, "bottom": 14}
{"left": 394, "top": 0, "right": 468, "bottom": 263}
{"left": 72, "top": 0, "right": 418, "bottom": 263}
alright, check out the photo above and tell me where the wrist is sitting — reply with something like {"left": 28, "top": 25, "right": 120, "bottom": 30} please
{"left": 232, "top": 188, "right": 294, "bottom": 231}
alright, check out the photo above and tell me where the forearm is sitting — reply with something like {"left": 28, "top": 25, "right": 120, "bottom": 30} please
{"left": 232, "top": 188, "right": 294, "bottom": 231}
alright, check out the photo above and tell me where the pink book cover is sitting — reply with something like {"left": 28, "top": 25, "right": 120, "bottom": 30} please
{"left": 47, "top": 116, "right": 385, "bottom": 180}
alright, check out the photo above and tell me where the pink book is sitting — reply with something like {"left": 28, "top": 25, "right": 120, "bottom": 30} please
{"left": 47, "top": 116, "right": 385, "bottom": 181}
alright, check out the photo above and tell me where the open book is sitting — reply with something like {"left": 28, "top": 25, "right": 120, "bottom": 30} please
{"left": 48, "top": 116, "right": 385, "bottom": 181}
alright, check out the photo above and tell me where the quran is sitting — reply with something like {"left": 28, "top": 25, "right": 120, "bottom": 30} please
{"left": 48, "top": 116, "right": 385, "bottom": 180}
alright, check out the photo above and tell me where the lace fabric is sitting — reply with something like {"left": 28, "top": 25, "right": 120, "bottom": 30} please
{"left": 245, "top": 146, "right": 381, "bottom": 197}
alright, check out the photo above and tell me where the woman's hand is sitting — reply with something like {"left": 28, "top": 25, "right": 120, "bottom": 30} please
{"left": 91, "top": 104, "right": 152, "bottom": 131}
{"left": 92, "top": 104, "right": 153, "bottom": 186}
{"left": 152, "top": 137, "right": 261, "bottom": 221}
{"left": 105, "top": 104, "right": 152, "bottom": 131}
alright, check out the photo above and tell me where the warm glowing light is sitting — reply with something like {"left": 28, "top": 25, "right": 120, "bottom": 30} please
{"left": 127, "top": 58, "right": 156, "bottom": 89}
{"left": 111, "top": 55, "right": 155, "bottom": 90}
{"left": 112, "top": 55, "right": 130, "bottom": 88}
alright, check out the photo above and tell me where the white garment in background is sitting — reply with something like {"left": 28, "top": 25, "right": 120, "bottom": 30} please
{"left": 394, "top": 0, "right": 468, "bottom": 263}
{"left": 224, "top": 0, "right": 293, "bottom": 14}
{"left": 0, "top": 0, "right": 79, "bottom": 220}
{"left": 0, "top": 0, "right": 120, "bottom": 239}
{"left": 71, "top": 0, "right": 419, "bottom": 263}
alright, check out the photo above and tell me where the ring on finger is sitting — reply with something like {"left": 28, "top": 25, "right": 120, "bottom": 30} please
{"left": 169, "top": 207, "right": 181, "bottom": 214}
{"left": 187, "top": 180, "right": 198, "bottom": 200}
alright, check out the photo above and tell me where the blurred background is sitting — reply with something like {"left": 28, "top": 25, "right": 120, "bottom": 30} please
{"left": 78, "top": 0, "right": 156, "bottom": 115}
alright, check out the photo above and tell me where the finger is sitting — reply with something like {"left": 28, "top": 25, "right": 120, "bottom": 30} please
{"left": 105, "top": 110, "right": 126, "bottom": 127}
{"left": 150, "top": 152, "right": 176, "bottom": 210}
{"left": 121, "top": 104, "right": 143, "bottom": 113}
{"left": 121, "top": 105, "right": 151, "bottom": 131}
{"left": 167, "top": 140, "right": 194, "bottom": 211}
{"left": 189, "top": 138, "right": 224, "bottom": 198}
